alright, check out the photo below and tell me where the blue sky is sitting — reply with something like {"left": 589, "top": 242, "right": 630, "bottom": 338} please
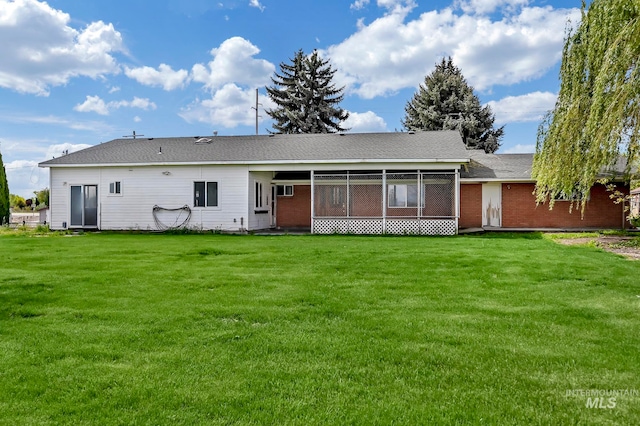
{"left": 1, "top": 0, "right": 581, "bottom": 197}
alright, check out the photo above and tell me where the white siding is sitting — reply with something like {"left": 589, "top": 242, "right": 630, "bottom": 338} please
{"left": 248, "top": 171, "right": 273, "bottom": 230}
{"left": 50, "top": 168, "right": 100, "bottom": 230}
{"left": 49, "top": 165, "right": 250, "bottom": 231}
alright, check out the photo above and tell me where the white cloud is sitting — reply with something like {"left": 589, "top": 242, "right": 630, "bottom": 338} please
{"left": 502, "top": 143, "right": 535, "bottom": 153}
{"left": 109, "top": 86, "right": 121, "bottom": 93}
{"left": 179, "top": 84, "right": 275, "bottom": 128}
{"left": 249, "top": 0, "right": 265, "bottom": 12}
{"left": 487, "top": 91, "right": 556, "bottom": 125}
{"left": 191, "top": 37, "right": 274, "bottom": 91}
{"left": 5, "top": 159, "right": 41, "bottom": 197}
{"left": 456, "top": 0, "right": 530, "bottom": 15}
{"left": 74, "top": 95, "right": 109, "bottom": 115}
{"left": 45, "top": 143, "right": 92, "bottom": 160}
{"left": 351, "top": 0, "right": 370, "bottom": 10}
{"left": 134, "top": 116, "right": 142, "bottom": 123}
{"left": 0, "top": 0, "right": 124, "bottom": 96}
{"left": 324, "top": 3, "right": 579, "bottom": 98}
{"left": 4, "top": 114, "right": 114, "bottom": 132}
{"left": 343, "top": 111, "right": 387, "bottom": 132}
{"left": 125, "top": 64, "right": 190, "bottom": 91}
{"left": 182, "top": 37, "right": 276, "bottom": 128}
{"left": 5, "top": 143, "right": 91, "bottom": 197}
{"left": 112, "top": 97, "right": 157, "bottom": 111}
{"left": 74, "top": 95, "right": 157, "bottom": 115}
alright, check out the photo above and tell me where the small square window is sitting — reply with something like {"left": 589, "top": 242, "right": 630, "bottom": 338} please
{"left": 109, "top": 181, "right": 121, "bottom": 195}
{"left": 276, "top": 185, "right": 294, "bottom": 196}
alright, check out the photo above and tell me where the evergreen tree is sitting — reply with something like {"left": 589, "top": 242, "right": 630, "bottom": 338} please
{"left": 0, "top": 149, "right": 10, "bottom": 225}
{"left": 266, "top": 50, "right": 349, "bottom": 133}
{"left": 403, "top": 57, "right": 503, "bottom": 153}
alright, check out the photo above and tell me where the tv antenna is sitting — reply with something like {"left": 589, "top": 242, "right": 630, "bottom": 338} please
{"left": 123, "top": 130, "right": 144, "bottom": 139}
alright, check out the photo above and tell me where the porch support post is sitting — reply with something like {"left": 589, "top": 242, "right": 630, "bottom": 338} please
{"left": 311, "top": 170, "right": 315, "bottom": 234}
{"left": 417, "top": 170, "right": 421, "bottom": 220}
{"left": 382, "top": 170, "right": 387, "bottom": 234}
{"left": 455, "top": 168, "right": 460, "bottom": 234}
{"left": 346, "top": 171, "right": 350, "bottom": 218}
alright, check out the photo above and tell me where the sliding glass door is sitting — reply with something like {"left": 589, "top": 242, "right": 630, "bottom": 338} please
{"left": 70, "top": 185, "right": 98, "bottom": 228}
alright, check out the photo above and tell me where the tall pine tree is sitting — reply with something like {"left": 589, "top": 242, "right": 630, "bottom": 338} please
{"left": 403, "top": 57, "right": 503, "bottom": 153}
{"left": 0, "top": 149, "right": 10, "bottom": 225}
{"left": 266, "top": 50, "right": 349, "bottom": 133}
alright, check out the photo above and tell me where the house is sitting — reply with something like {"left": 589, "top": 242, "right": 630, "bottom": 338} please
{"left": 38, "top": 131, "right": 630, "bottom": 234}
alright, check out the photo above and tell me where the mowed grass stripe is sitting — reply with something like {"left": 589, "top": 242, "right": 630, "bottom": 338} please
{"left": 0, "top": 233, "right": 638, "bottom": 424}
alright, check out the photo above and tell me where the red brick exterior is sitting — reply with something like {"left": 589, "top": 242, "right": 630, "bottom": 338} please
{"left": 276, "top": 185, "right": 311, "bottom": 228}
{"left": 276, "top": 182, "right": 629, "bottom": 231}
{"left": 502, "top": 183, "right": 629, "bottom": 229}
{"left": 459, "top": 183, "right": 482, "bottom": 228}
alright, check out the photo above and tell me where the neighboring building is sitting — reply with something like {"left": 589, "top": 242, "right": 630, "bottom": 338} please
{"left": 631, "top": 187, "right": 640, "bottom": 216}
{"left": 38, "top": 131, "right": 630, "bottom": 235}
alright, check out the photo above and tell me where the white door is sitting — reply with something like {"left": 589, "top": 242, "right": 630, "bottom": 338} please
{"left": 482, "top": 183, "right": 501, "bottom": 227}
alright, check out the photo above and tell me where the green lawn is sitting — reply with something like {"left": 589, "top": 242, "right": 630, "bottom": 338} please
{"left": 1, "top": 232, "right": 639, "bottom": 425}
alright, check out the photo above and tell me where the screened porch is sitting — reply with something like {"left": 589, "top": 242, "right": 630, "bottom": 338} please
{"left": 311, "top": 170, "right": 459, "bottom": 235}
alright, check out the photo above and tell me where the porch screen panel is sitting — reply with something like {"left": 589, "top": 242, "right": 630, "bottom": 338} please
{"left": 314, "top": 174, "right": 347, "bottom": 217}
{"left": 386, "top": 173, "right": 419, "bottom": 217}
{"left": 349, "top": 173, "right": 383, "bottom": 217}
{"left": 421, "top": 173, "right": 455, "bottom": 218}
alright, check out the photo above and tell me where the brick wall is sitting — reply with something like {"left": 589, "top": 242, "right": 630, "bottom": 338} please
{"left": 276, "top": 185, "right": 311, "bottom": 228}
{"left": 502, "top": 183, "right": 628, "bottom": 229}
{"left": 459, "top": 183, "right": 482, "bottom": 228}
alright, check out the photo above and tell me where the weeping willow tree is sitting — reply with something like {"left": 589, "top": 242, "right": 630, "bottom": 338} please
{"left": 533, "top": 0, "right": 640, "bottom": 212}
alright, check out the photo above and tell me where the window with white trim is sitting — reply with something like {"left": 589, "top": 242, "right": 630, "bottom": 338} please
{"left": 276, "top": 184, "right": 294, "bottom": 196}
{"left": 331, "top": 186, "right": 344, "bottom": 206}
{"left": 194, "top": 181, "right": 218, "bottom": 207}
{"left": 554, "top": 189, "right": 590, "bottom": 202}
{"left": 109, "top": 181, "right": 122, "bottom": 195}
{"left": 255, "top": 181, "right": 263, "bottom": 208}
{"left": 388, "top": 184, "right": 419, "bottom": 207}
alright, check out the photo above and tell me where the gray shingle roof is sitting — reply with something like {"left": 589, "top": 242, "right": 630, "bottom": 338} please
{"left": 39, "top": 131, "right": 468, "bottom": 167}
{"left": 461, "top": 151, "right": 534, "bottom": 180}
{"left": 461, "top": 150, "right": 629, "bottom": 180}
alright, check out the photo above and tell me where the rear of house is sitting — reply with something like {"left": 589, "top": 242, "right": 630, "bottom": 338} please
{"left": 459, "top": 151, "right": 629, "bottom": 230}
{"left": 39, "top": 131, "right": 630, "bottom": 234}
{"left": 39, "top": 132, "right": 468, "bottom": 235}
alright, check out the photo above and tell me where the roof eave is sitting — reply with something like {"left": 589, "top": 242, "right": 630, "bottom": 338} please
{"left": 40, "top": 158, "right": 471, "bottom": 168}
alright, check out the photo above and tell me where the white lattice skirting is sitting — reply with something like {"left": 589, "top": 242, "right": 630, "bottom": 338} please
{"left": 313, "top": 219, "right": 457, "bottom": 235}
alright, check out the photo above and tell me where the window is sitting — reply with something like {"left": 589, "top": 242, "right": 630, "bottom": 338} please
{"left": 194, "top": 181, "right": 218, "bottom": 207}
{"left": 109, "top": 181, "right": 121, "bottom": 195}
{"left": 255, "top": 181, "right": 263, "bottom": 208}
{"left": 554, "top": 189, "right": 589, "bottom": 202}
{"left": 330, "top": 186, "right": 344, "bottom": 206}
{"left": 276, "top": 184, "right": 294, "bottom": 196}
{"left": 388, "top": 184, "right": 418, "bottom": 207}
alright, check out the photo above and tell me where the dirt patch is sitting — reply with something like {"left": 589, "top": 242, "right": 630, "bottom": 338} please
{"left": 555, "top": 235, "right": 640, "bottom": 260}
